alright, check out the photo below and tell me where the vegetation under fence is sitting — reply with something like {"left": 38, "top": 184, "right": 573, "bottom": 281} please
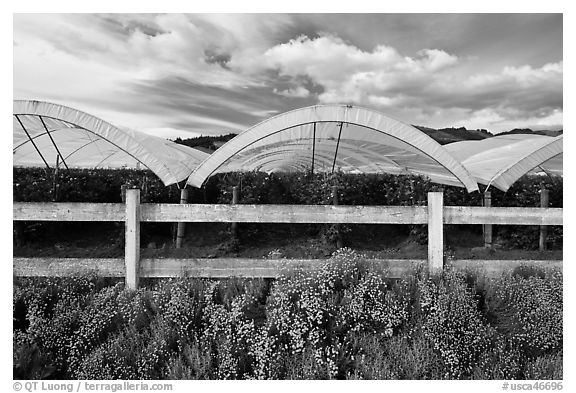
{"left": 13, "top": 249, "right": 562, "bottom": 380}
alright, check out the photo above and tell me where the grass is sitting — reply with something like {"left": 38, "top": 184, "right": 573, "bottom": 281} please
{"left": 13, "top": 249, "right": 562, "bottom": 380}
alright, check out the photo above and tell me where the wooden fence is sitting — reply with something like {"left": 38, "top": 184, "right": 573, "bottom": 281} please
{"left": 13, "top": 189, "right": 563, "bottom": 289}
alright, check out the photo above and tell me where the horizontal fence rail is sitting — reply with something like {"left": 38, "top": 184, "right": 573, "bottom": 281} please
{"left": 13, "top": 203, "right": 563, "bottom": 226}
{"left": 141, "top": 204, "right": 430, "bottom": 224}
{"left": 13, "top": 202, "right": 126, "bottom": 221}
{"left": 444, "top": 206, "right": 563, "bottom": 225}
{"left": 13, "top": 189, "right": 563, "bottom": 289}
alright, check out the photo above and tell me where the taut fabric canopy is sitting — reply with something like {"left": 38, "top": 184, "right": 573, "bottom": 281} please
{"left": 445, "top": 134, "right": 563, "bottom": 192}
{"left": 187, "top": 105, "right": 479, "bottom": 192}
{"left": 13, "top": 100, "right": 209, "bottom": 186}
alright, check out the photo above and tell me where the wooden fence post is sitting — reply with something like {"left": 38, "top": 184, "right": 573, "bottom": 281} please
{"left": 125, "top": 188, "right": 140, "bottom": 290}
{"left": 332, "top": 185, "right": 344, "bottom": 249}
{"left": 540, "top": 184, "right": 550, "bottom": 251}
{"left": 231, "top": 186, "right": 239, "bottom": 238}
{"left": 483, "top": 191, "right": 492, "bottom": 248}
{"left": 428, "top": 192, "right": 444, "bottom": 275}
{"left": 175, "top": 188, "right": 188, "bottom": 248}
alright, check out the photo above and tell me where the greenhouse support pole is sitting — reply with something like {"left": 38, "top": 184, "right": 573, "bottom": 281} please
{"left": 428, "top": 192, "right": 444, "bottom": 275}
{"left": 311, "top": 122, "right": 316, "bottom": 174}
{"left": 125, "top": 188, "right": 141, "bottom": 290}
{"left": 231, "top": 186, "right": 239, "bottom": 239}
{"left": 539, "top": 185, "right": 550, "bottom": 251}
{"left": 121, "top": 184, "right": 128, "bottom": 203}
{"left": 117, "top": 184, "right": 129, "bottom": 248}
{"left": 483, "top": 191, "right": 492, "bottom": 248}
{"left": 52, "top": 155, "right": 60, "bottom": 202}
{"left": 175, "top": 188, "right": 189, "bottom": 248}
{"left": 331, "top": 122, "right": 344, "bottom": 173}
{"left": 332, "top": 185, "right": 343, "bottom": 249}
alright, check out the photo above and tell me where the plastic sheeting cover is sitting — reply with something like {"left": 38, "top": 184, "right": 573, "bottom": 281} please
{"left": 186, "top": 105, "right": 479, "bottom": 192}
{"left": 13, "top": 100, "right": 209, "bottom": 186}
{"left": 444, "top": 134, "right": 563, "bottom": 192}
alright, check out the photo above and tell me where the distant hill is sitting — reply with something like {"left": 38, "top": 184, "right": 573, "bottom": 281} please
{"left": 173, "top": 133, "right": 237, "bottom": 152}
{"left": 413, "top": 126, "right": 493, "bottom": 145}
{"left": 413, "top": 126, "right": 562, "bottom": 144}
{"left": 496, "top": 128, "right": 563, "bottom": 137}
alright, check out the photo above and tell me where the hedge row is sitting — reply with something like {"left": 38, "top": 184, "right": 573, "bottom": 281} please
{"left": 13, "top": 251, "right": 563, "bottom": 380}
{"left": 13, "top": 167, "right": 562, "bottom": 208}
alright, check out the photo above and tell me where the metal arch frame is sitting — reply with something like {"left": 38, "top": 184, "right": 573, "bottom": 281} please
{"left": 236, "top": 139, "right": 406, "bottom": 174}
{"left": 234, "top": 134, "right": 449, "bottom": 182}
{"left": 231, "top": 139, "right": 455, "bottom": 182}
{"left": 13, "top": 101, "right": 166, "bottom": 178}
{"left": 14, "top": 114, "right": 50, "bottom": 169}
{"left": 241, "top": 148, "right": 331, "bottom": 168}
{"left": 14, "top": 124, "right": 121, "bottom": 168}
{"left": 15, "top": 118, "right": 154, "bottom": 172}
{"left": 186, "top": 105, "right": 479, "bottom": 192}
{"left": 39, "top": 116, "right": 70, "bottom": 170}
{"left": 13, "top": 119, "right": 77, "bottom": 150}
{"left": 214, "top": 132, "right": 402, "bottom": 173}
{"left": 486, "top": 136, "right": 563, "bottom": 192}
{"left": 13, "top": 100, "right": 207, "bottom": 186}
{"left": 234, "top": 148, "right": 337, "bottom": 173}
{"left": 264, "top": 136, "right": 449, "bottom": 177}
{"left": 205, "top": 125, "right": 417, "bottom": 173}
{"left": 445, "top": 134, "right": 563, "bottom": 192}
{"left": 234, "top": 139, "right": 454, "bottom": 183}
{"left": 249, "top": 148, "right": 350, "bottom": 174}
{"left": 258, "top": 156, "right": 322, "bottom": 173}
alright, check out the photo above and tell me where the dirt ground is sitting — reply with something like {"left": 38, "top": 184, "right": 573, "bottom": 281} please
{"left": 13, "top": 221, "right": 562, "bottom": 261}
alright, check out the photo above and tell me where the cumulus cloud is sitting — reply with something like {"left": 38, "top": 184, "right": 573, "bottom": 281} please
{"left": 273, "top": 86, "right": 311, "bottom": 98}
{"left": 466, "top": 62, "right": 562, "bottom": 93}
{"left": 416, "top": 49, "right": 459, "bottom": 71}
{"left": 235, "top": 33, "right": 561, "bottom": 132}
{"left": 233, "top": 34, "right": 461, "bottom": 106}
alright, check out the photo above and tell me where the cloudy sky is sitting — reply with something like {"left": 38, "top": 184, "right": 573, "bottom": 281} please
{"left": 13, "top": 13, "right": 563, "bottom": 138}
